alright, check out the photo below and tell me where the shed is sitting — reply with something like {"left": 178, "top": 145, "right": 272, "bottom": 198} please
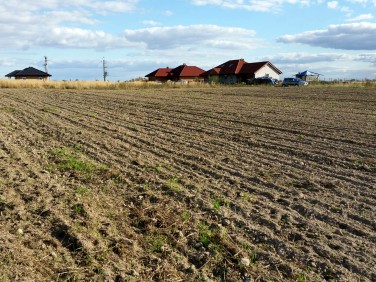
{"left": 295, "top": 70, "right": 321, "bottom": 82}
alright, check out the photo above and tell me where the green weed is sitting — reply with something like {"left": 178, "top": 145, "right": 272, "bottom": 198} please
{"left": 75, "top": 185, "right": 91, "bottom": 196}
{"left": 212, "top": 197, "right": 228, "bottom": 211}
{"left": 87, "top": 112, "right": 97, "bottom": 117}
{"left": 181, "top": 211, "right": 191, "bottom": 222}
{"left": 71, "top": 203, "right": 85, "bottom": 215}
{"left": 296, "top": 272, "right": 307, "bottom": 282}
{"left": 147, "top": 234, "right": 167, "bottom": 253}
{"left": 50, "top": 147, "right": 95, "bottom": 174}
{"left": 166, "top": 177, "right": 183, "bottom": 192}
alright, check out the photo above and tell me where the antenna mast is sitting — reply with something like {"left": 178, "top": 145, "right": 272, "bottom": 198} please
{"left": 44, "top": 56, "right": 49, "bottom": 75}
{"left": 102, "top": 58, "right": 108, "bottom": 82}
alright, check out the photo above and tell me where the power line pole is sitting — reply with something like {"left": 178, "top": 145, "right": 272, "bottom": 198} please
{"left": 44, "top": 56, "right": 49, "bottom": 74}
{"left": 103, "top": 57, "right": 108, "bottom": 82}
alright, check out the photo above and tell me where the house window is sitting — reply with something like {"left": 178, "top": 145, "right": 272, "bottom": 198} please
{"left": 265, "top": 74, "right": 269, "bottom": 77}
{"left": 38, "top": 77, "right": 43, "bottom": 80}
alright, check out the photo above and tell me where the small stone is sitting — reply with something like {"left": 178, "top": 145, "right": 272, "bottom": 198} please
{"left": 240, "top": 258, "right": 250, "bottom": 267}
{"left": 221, "top": 218, "right": 230, "bottom": 226}
{"left": 130, "top": 269, "right": 139, "bottom": 277}
{"left": 160, "top": 245, "right": 168, "bottom": 252}
{"left": 51, "top": 251, "right": 57, "bottom": 258}
{"left": 194, "top": 242, "right": 203, "bottom": 249}
{"left": 16, "top": 228, "right": 24, "bottom": 235}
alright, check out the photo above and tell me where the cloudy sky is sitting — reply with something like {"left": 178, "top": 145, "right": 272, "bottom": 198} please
{"left": 1, "top": 0, "right": 375, "bottom": 81}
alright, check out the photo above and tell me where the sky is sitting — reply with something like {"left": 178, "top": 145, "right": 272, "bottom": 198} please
{"left": 0, "top": 0, "right": 376, "bottom": 81}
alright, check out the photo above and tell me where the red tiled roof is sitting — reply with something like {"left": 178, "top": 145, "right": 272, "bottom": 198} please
{"left": 202, "top": 67, "right": 221, "bottom": 76}
{"left": 215, "top": 59, "right": 247, "bottom": 75}
{"left": 170, "top": 64, "right": 205, "bottom": 77}
{"left": 145, "top": 67, "right": 172, "bottom": 78}
{"left": 240, "top": 61, "right": 282, "bottom": 75}
{"left": 202, "top": 60, "right": 282, "bottom": 77}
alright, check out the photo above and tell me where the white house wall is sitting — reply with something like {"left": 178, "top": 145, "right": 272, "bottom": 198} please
{"left": 255, "top": 65, "right": 280, "bottom": 80}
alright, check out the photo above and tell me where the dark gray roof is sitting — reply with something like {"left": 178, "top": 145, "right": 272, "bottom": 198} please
{"left": 5, "top": 70, "right": 21, "bottom": 77}
{"left": 5, "top": 67, "right": 51, "bottom": 78}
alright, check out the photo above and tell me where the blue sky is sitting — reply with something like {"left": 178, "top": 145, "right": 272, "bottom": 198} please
{"left": 1, "top": 0, "right": 375, "bottom": 81}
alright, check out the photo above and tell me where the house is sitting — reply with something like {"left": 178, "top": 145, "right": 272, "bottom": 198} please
{"left": 5, "top": 67, "right": 51, "bottom": 80}
{"left": 295, "top": 70, "right": 321, "bottom": 82}
{"left": 145, "top": 67, "right": 172, "bottom": 83}
{"left": 169, "top": 64, "right": 205, "bottom": 82}
{"left": 145, "top": 64, "right": 205, "bottom": 83}
{"left": 203, "top": 59, "right": 282, "bottom": 84}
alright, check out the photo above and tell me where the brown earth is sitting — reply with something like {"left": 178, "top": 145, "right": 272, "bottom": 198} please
{"left": 0, "top": 86, "right": 375, "bottom": 282}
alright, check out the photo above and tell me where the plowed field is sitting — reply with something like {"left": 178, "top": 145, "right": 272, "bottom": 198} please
{"left": 0, "top": 87, "right": 375, "bottom": 281}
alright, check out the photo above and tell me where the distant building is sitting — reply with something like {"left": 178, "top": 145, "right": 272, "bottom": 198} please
{"left": 145, "top": 67, "right": 173, "bottom": 83}
{"left": 145, "top": 64, "right": 205, "bottom": 83}
{"left": 295, "top": 70, "right": 321, "bottom": 82}
{"left": 202, "top": 59, "right": 282, "bottom": 84}
{"left": 5, "top": 67, "right": 51, "bottom": 80}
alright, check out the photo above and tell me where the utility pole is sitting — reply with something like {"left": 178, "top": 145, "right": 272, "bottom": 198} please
{"left": 102, "top": 57, "right": 108, "bottom": 82}
{"left": 44, "top": 56, "right": 49, "bottom": 74}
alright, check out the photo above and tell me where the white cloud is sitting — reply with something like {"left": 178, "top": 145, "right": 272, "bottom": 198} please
{"left": 191, "top": 0, "right": 306, "bottom": 12}
{"left": 277, "top": 22, "right": 376, "bottom": 50}
{"left": 164, "top": 10, "right": 174, "bottom": 16}
{"left": 327, "top": 1, "right": 339, "bottom": 8}
{"left": 43, "top": 27, "right": 130, "bottom": 49}
{"left": 0, "top": 58, "right": 17, "bottom": 68}
{"left": 346, "top": 13, "right": 374, "bottom": 21}
{"left": 326, "top": 1, "right": 353, "bottom": 15}
{"left": 262, "top": 52, "right": 352, "bottom": 64}
{"left": 142, "top": 20, "right": 161, "bottom": 26}
{"left": 0, "top": 0, "right": 139, "bottom": 50}
{"left": 123, "top": 25, "right": 260, "bottom": 50}
{"left": 357, "top": 53, "right": 376, "bottom": 65}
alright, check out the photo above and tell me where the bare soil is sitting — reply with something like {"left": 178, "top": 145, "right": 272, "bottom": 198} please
{"left": 0, "top": 86, "right": 375, "bottom": 282}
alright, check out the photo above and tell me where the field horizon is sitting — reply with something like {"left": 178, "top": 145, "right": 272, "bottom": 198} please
{"left": 1, "top": 78, "right": 376, "bottom": 90}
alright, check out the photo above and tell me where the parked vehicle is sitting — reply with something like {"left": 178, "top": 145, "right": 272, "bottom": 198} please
{"left": 282, "top": 77, "right": 308, "bottom": 86}
{"left": 246, "top": 77, "right": 278, "bottom": 85}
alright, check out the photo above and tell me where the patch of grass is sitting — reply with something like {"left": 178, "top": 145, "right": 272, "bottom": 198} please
{"left": 42, "top": 105, "right": 57, "bottom": 113}
{"left": 71, "top": 203, "right": 86, "bottom": 216}
{"left": 296, "top": 272, "right": 307, "bottom": 282}
{"left": 212, "top": 197, "right": 228, "bottom": 211}
{"left": 2, "top": 106, "right": 16, "bottom": 113}
{"left": 154, "top": 162, "right": 172, "bottom": 174}
{"left": 248, "top": 251, "right": 258, "bottom": 265}
{"left": 198, "top": 222, "right": 227, "bottom": 250}
{"left": 147, "top": 234, "right": 167, "bottom": 253}
{"left": 199, "top": 229, "right": 212, "bottom": 248}
{"left": 87, "top": 112, "right": 97, "bottom": 117}
{"left": 166, "top": 177, "right": 183, "bottom": 192}
{"left": 50, "top": 147, "right": 95, "bottom": 174}
{"left": 75, "top": 185, "right": 91, "bottom": 196}
{"left": 154, "top": 164, "right": 163, "bottom": 173}
{"left": 213, "top": 199, "right": 221, "bottom": 211}
{"left": 181, "top": 211, "right": 191, "bottom": 222}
